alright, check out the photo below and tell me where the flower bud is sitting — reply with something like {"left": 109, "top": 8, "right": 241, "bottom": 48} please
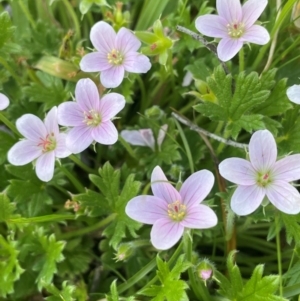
{"left": 114, "top": 243, "right": 134, "bottom": 262}
{"left": 145, "top": 105, "right": 164, "bottom": 119}
{"left": 196, "top": 259, "right": 215, "bottom": 282}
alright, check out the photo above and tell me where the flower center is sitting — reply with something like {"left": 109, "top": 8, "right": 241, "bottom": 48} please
{"left": 83, "top": 109, "right": 101, "bottom": 127}
{"left": 227, "top": 22, "right": 245, "bottom": 38}
{"left": 38, "top": 133, "right": 56, "bottom": 153}
{"left": 167, "top": 200, "right": 186, "bottom": 221}
{"left": 256, "top": 171, "right": 272, "bottom": 187}
{"left": 107, "top": 49, "right": 124, "bottom": 65}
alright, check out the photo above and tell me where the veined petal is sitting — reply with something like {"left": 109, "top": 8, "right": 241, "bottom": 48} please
{"left": 273, "top": 154, "right": 300, "bottom": 182}
{"left": 242, "top": 0, "right": 268, "bottom": 28}
{"left": 249, "top": 130, "right": 277, "bottom": 172}
{"left": 55, "top": 133, "right": 72, "bottom": 158}
{"left": 287, "top": 85, "right": 300, "bottom": 104}
{"left": 266, "top": 181, "right": 300, "bottom": 214}
{"left": 90, "top": 21, "right": 116, "bottom": 52}
{"left": 120, "top": 129, "right": 154, "bottom": 148}
{"left": 57, "top": 102, "right": 84, "bottom": 127}
{"left": 75, "top": 78, "right": 100, "bottom": 112}
{"left": 242, "top": 25, "right": 270, "bottom": 45}
{"left": 140, "top": 129, "right": 155, "bottom": 149}
{"left": 157, "top": 124, "right": 168, "bottom": 148}
{"left": 80, "top": 52, "right": 112, "bottom": 72}
{"left": 180, "top": 204, "right": 218, "bottom": 229}
{"left": 195, "top": 15, "right": 228, "bottom": 38}
{"left": 44, "top": 106, "right": 59, "bottom": 137}
{"left": 219, "top": 158, "right": 256, "bottom": 185}
{"left": 231, "top": 185, "right": 265, "bottom": 215}
{"left": 35, "top": 151, "right": 55, "bottom": 182}
{"left": 16, "top": 114, "right": 47, "bottom": 142}
{"left": 123, "top": 53, "right": 151, "bottom": 73}
{"left": 116, "top": 27, "right": 141, "bottom": 53}
{"left": 151, "top": 166, "right": 181, "bottom": 204}
{"left": 151, "top": 218, "right": 184, "bottom": 250}
{"left": 179, "top": 169, "right": 214, "bottom": 207}
{"left": 217, "top": 0, "right": 242, "bottom": 23}
{"left": 217, "top": 38, "right": 243, "bottom": 61}
{"left": 0, "top": 93, "right": 9, "bottom": 110}
{"left": 7, "top": 140, "right": 42, "bottom": 165}
{"left": 99, "top": 92, "right": 125, "bottom": 122}
{"left": 125, "top": 195, "right": 168, "bottom": 224}
{"left": 100, "top": 66, "right": 125, "bottom": 88}
{"left": 66, "top": 126, "right": 94, "bottom": 154}
{"left": 92, "top": 120, "right": 118, "bottom": 145}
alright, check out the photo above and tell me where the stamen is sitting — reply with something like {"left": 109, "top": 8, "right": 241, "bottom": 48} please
{"left": 167, "top": 200, "right": 186, "bottom": 221}
{"left": 83, "top": 109, "right": 101, "bottom": 127}
{"left": 227, "top": 22, "right": 245, "bottom": 38}
{"left": 256, "top": 171, "right": 272, "bottom": 187}
{"left": 37, "top": 133, "right": 56, "bottom": 152}
{"left": 107, "top": 49, "right": 124, "bottom": 65}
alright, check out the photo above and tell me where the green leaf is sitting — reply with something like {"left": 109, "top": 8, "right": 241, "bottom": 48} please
{"left": 0, "top": 193, "right": 15, "bottom": 222}
{"left": 226, "top": 251, "right": 244, "bottom": 297}
{"left": 193, "top": 101, "right": 227, "bottom": 121}
{"left": 0, "top": 131, "right": 15, "bottom": 164}
{"left": 140, "top": 255, "right": 190, "bottom": 301}
{"left": 0, "top": 12, "right": 14, "bottom": 49}
{"left": 44, "top": 281, "right": 75, "bottom": 301}
{"left": 280, "top": 212, "right": 300, "bottom": 244}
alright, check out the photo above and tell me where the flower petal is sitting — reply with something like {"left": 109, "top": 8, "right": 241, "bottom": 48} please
{"left": 90, "top": 21, "right": 116, "bottom": 52}
{"left": 0, "top": 93, "right": 9, "bottom": 110}
{"left": 75, "top": 78, "right": 100, "bottom": 112}
{"left": 125, "top": 195, "right": 168, "bottom": 224}
{"left": 44, "top": 106, "right": 59, "bottom": 136}
{"left": 16, "top": 114, "right": 47, "bottom": 142}
{"left": 273, "top": 154, "right": 300, "bottom": 182}
{"left": 55, "top": 133, "right": 72, "bottom": 158}
{"left": 287, "top": 84, "right": 300, "bottom": 104}
{"left": 242, "top": 0, "right": 268, "bottom": 28}
{"left": 249, "top": 130, "right": 277, "bottom": 172}
{"left": 123, "top": 53, "right": 151, "bottom": 73}
{"left": 99, "top": 92, "right": 125, "bottom": 122}
{"left": 217, "top": 38, "right": 243, "bottom": 61}
{"left": 157, "top": 124, "right": 168, "bottom": 148}
{"left": 217, "top": 0, "right": 242, "bottom": 23}
{"left": 231, "top": 185, "right": 265, "bottom": 215}
{"left": 241, "top": 25, "right": 270, "bottom": 45}
{"left": 92, "top": 120, "right": 118, "bottom": 145}
{"left": 80, "top": 52, "right": 112, "bottom": 72}
{"left": 219, "top": 158, "right": 256, "bottom": 185}
{"left": 116, "top": 27, "right": 141, "bottom": 53}
{"left": 57, "top": 102, "right": 84, "bottom": 127}
{"left": 151, "top": 166, "right": 181, "bottom": 204}
{"left": 35, "top": 151, "right": 55, "bottom": 182}
{"left": 100, "top": 66, "right": 125, "bottom": 88}
{"left": 151, "top": 218, "right": 184, "bottom": 250}
{"left": 121, "top": 129, "right": 155, "bottom": 149}
{"left": 266, "top": 181, "right": 300, "bottom": 214}
{"left": 180, "top": 204, "right": 218, "bottom": 229}
{"left": 7, "top": 140, "right": 42, "bottom": 165}
{"left": 66, "top": 126, "right": 94, "bottom": 154}
{"left": 179, "top": 169, "right": 214, "bottom": 207}
{"left": 195, "top": 15, "right": 228, "bottom": 38}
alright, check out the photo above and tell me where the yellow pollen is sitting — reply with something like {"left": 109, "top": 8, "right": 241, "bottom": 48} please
{"left": 107, "top": 49, "right": 124, "bottom": 65}
{"left": 227, "top": 22, "right": 245, "bottom": 38}
{"left": 37, "top": 133, "right": 56, "bottom": 153}
{"left": 83, "top": 109, "right": 101, "bottom": 127}
{"left": 167, "top": 200, "right": 187, "bottom": 221}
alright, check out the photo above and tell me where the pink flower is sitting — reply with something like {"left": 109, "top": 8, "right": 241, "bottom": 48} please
{"left": 0, "top": 93, "right": 9, "bottom": 110}
{"left": 80, "top": 21, "right": 151, "bottom": 88}
{"left": 125, "top": 166, "right": 217, "bottom": 250}
{"left": 195, "top": 0, "right": 270, "bottom": 61}
{"left": 57, "top": 78, "right": 125, "bottom": 154}
{"left": 287, "top": 84, "right": 300, "bottom": 104}
{"left": 219, "top": 130, "right": 300, "bottom": 215}
{"left": 7, "top": 107, "right": 71, "bottom": 182}
{"left": 120, "top": 124, "right": 168, "bottom": 151}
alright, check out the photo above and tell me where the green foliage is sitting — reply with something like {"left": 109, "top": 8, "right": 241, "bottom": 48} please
{"left": 79, "top": 0, "right": 109, "bottom": 15}
{"left": 44, "top": 281, "right": 75, "bottom": 301}
{"left": 0, "top": 131, "right": 15, "bottom": 165}
{"left": 216, "top": 251, "right": 287, "bottom": 301}
{"left": 140, "top": 254, "right": 190, "bottom": 301}
{"left": 0, "top": 193, "right": 15, "bottom": 222}
{"left": 0, "top": 12, "right": 14, "bottom": 49}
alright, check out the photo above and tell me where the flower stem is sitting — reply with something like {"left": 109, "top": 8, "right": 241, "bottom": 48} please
{"left": 58, "top": 163, "right": 85, "bottom": 193}
{"left": 239, "top": 47, "right": 244, "bottom": 73}
{"left": 0, "top": 112, "right": 21, "bottom": 137}
{"left": 185, "top": 231, "right": 211, "bottom": 301}
{"left": 276, "top": 215, "right": 283, "bottom": 297}
{"left": 18, "top": 0, "right": 36, "bottom": 29}
{"left": 61, "top": 0, "right": 81, "bottom": 39}
{"left": 69, "top": 154, "right": 96, "bottom": 174}
{"left": 0, "top": 57, "right": 23, "bottom": 85}
{"left": 58, "top": 213, "right": 116, "bottom": 240}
